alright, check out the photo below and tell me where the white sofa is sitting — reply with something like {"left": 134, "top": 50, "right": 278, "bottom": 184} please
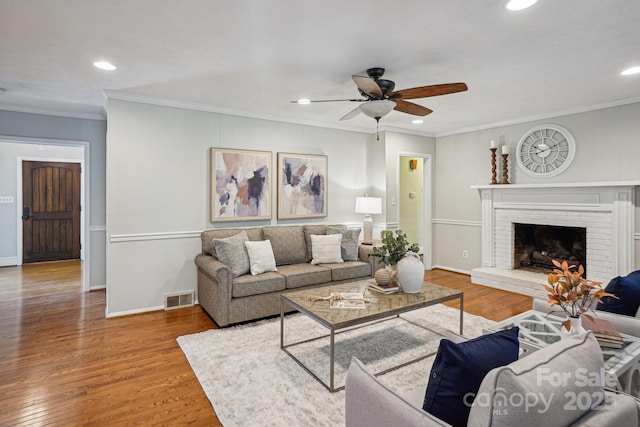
{"left": 345, "top": 332, "right": 640, "bottom": 427}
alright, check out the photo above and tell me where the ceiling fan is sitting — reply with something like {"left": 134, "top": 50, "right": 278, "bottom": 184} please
{"left": 292, "top": 67, "right": 468, "bottom": 129}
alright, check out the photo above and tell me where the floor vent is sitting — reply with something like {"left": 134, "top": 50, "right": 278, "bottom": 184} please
{"left": 164, "top": 291, "right": 194, "bottom": 310}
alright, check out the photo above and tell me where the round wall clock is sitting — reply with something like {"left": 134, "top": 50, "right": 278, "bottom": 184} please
{"left": 516, "top": 124, "right": 576, "bottom": 177}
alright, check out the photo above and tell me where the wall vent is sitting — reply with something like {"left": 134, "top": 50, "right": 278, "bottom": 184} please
{"left": 164, "top": 291, "right": 194, "bottom": 310}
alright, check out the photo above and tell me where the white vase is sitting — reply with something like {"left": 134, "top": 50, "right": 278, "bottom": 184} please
{"left": 560, "top": 316, "right": 586, "bottom": 337}
{"left": 396, "top": 252, "right": 424, "bottom": 293}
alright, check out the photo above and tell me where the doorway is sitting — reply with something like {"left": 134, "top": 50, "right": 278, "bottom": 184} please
{"left": 22, "top": 161, "right": 81, "bottom": 263}
{"left": 398, "top": 153, "right": 432, "bottom": 269}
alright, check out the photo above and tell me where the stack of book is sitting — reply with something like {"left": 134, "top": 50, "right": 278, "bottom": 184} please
{"left": 367, "top": 281, "right": 400, "bottom": 295}
{"left": 580, "top": 316, "right": 624, "bottom": 349}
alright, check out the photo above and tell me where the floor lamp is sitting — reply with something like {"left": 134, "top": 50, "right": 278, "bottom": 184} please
{"left": 355, "top": 196, "right": 382, "bottom": 244}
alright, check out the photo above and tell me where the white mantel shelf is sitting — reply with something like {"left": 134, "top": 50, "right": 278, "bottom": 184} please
{"left": 471, "top": 181, "right": 640, "bottom": 190}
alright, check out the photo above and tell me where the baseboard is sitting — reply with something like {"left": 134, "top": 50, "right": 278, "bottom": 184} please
{"left": 0, "top": 256, "right": 18, "bottom": 267}
{"left": 431, "top": 265, "right": 471, "bottom": 275}
{"left": 105, "top": 305, "right": 164, "bottom": 318}
{"left": 89, "top": 284, "right": 106, "bottom": 291}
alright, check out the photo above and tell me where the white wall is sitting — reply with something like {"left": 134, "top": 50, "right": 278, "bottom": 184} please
{"left": 433, "top": 102, "right": 640, "bottom": 274}
{"left": 106, "top": 99, "right": 373, "bottom": 316}
{"left": 0, "top": 110, "right": 107, "bottom": 289}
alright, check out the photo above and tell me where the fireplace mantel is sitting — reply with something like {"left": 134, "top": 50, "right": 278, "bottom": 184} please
{"left": 470, "top": 181, "right": 639, "bottom": 297}
{"left": 471, "top": 181, "right": 640, "bottom": 190}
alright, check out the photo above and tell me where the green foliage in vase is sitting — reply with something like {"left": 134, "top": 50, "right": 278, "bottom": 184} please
{"left": 370, "top": 230, "right": 420, "bottom": 266}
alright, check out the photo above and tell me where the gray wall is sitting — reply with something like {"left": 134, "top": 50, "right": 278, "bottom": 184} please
{"left": 105, "top": 99, "right": 380, "bottom": 316}
{"left": 433, "top": 102, "right": 640, "bottom": 274}
{"left": 0, "top": 109, "right": 107, "bottom": 288}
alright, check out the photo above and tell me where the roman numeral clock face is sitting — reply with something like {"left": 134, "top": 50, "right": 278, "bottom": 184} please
{"left": 516, "top": 124, "right": 576, "bottom": 178}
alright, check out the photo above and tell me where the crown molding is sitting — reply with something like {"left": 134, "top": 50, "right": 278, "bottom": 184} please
{"left": 104, "top": 91, "right": 381, "bottom": 134}
{"left": 0, "top": 104, "right": 106, "bottom": 121}
{"left": 435, "top": 97, "right": 640, "bottom": 137}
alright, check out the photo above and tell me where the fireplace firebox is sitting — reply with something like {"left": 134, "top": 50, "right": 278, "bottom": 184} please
{"left": 513, "top": 223, "right": 586, "bottom": 275}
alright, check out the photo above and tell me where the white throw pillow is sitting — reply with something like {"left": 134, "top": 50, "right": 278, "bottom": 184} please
{"left": 310, "top": 234, "right": 343, "bottom": 265}
{"left": 244, "top": 240, "right": 277, "bottom": 275}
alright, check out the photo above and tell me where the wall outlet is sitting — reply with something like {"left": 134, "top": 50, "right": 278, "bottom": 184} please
{"left": 0, "top": 196, "right": 14, "bottom": 204}
{"left": 462, "top": 249, "right": 469, "bottom": 258}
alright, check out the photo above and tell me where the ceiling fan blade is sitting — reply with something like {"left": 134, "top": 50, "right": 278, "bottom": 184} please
{"left": 290, "top": 98, "right": 365, "bottom": 103}
{"left": 393, "top": 100, "right": 433, "bottom": 116}
{"left": 352, "top": 75, "right": 383, "bottom": 98}
{"left": 339, "top": 106, "right": 362, "bottom": 121}
{"left": 389, "top": 82, "right": 468, "bottom": 100}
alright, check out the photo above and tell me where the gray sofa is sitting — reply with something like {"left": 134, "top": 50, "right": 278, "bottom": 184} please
{"left": 345, "top": 332, "right": 640, "bottom": 427}
{"left": 195, "top": 224, "right": 373, "bottom": 327}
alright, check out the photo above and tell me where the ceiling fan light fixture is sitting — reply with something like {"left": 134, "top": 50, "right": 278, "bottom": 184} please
{"left": 359, "top": 100, "right": 396, "bottom": 119}
{"left": 505, "top": 0, "right": 538, "bottom": 11}
{"left": 412, "top": 119, "right": 424, "bottom": 124}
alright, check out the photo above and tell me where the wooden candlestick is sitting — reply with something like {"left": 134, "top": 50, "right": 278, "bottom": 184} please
{"left": 502, "top": 153, "right": 510, "bottom": 184}
{"left": 490, "top": 148, "right": 497, "bottom": 184}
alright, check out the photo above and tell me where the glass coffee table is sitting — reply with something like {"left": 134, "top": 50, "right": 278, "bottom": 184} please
{"left": 485, "top": 310, "right": 640, "bottom": 397}
{"left": 280, "top": 280, "right": 463, "bottom": 392}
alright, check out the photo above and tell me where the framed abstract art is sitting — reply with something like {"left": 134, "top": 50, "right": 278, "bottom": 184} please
{"left": 277, "top": 152, "right": 327, "bottom": 219}
{"left": 210, "top": 148, "right": 271, "bottom": 222}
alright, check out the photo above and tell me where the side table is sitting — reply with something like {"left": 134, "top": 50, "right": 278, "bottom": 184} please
{"left": 485, "top": 310, "right": 640, "bottom": 397}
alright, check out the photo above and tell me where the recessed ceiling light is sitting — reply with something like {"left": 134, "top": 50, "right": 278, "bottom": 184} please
{"left": 296, "top": 98, "right": 311, "bottom": 105}
{"left": 412, "top": 119, "right": 424, "bottom": 124}
{"left": 621, "top": 66, "right": 640, "bottom": 76}
{"left": 93, "top": 61, "right": 116, "bottom": 71}
{"left": 505, "top": 0, "right": 538, "bottom": 11}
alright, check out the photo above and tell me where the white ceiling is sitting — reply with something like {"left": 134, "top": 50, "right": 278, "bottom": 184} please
{"left": 1, "top": 0, "right": 639, "bottom": 136}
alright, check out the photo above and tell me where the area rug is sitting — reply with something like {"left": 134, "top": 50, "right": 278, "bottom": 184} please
{"left": 177, "top": 304, "right": 495, "bottom": 427}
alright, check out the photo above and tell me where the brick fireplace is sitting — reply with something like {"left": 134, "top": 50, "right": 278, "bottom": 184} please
{"left": 470, "top": 181, "right": 638, "bottom": 298}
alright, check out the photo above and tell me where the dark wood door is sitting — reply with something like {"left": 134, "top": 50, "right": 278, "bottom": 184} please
{"left": 22, "top": 161, "right": 81, "bottom": 263}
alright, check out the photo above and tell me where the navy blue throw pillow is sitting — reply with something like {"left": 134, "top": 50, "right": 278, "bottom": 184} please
{"left": 596, "top": 271, "right": 640, "bottom": 317}
{"left": 422, "top": 327, "right": 520, "bottom": 427}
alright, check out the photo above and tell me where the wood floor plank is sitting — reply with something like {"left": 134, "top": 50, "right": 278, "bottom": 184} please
{"left": 0, "top": 260, "right": 531, "bottom": 426}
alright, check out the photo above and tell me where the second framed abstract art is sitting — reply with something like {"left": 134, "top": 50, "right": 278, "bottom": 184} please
{"left": 277, "top": 152, "right": 327, "bottom": 219}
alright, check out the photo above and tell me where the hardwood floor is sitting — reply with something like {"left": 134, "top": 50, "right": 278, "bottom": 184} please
{"left": 0, "top": 262, "right": 532, "bottom": 426}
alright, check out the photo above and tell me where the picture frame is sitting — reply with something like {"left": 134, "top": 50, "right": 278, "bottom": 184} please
{"left": 210, "top": 148, "right": 272, "bottom": 222}
{"left": 277, "top": 152, "right": 327, "bottom": 219}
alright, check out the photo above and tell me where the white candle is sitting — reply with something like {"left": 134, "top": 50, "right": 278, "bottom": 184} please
{"left": 502, "top": 145, "right": 509, "bottom": 155}
{"left": 490, "top": 140, "right": 497, "bottom": 149}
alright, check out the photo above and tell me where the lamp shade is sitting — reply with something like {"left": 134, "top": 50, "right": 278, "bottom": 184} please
{"left": 358, "top": 100, "right": 396, "bottom": 119}
{"left": 355, "top": 196, "right": 382, "bottom": 214}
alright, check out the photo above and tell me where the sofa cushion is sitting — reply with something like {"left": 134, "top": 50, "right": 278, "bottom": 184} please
{"left": 326, "top": 226, "right": 361, "bottom": 261}
{"left": 325, "top": 261, "right": 372, "bottom": 281}
{"left": 262, "top": 226, "right": 307, "bottom": 265}
{"left": 468, "top": 332, "right": 606, "bottom": 427}
{"left": 245, "top": 240, "right": 277, "bottom": 275}
{"left": 202, "top": 227, "right": 263, "bottom": 256}
{"left": 310, "top": 233, "right": 344, "bottom": 264}
{"left": 277, "top": 263, "right": 331, "bottom": 289}
{"left": 423, "top": 327, "right": 520, "bottom": 427}
{"left": 231, "top": 271, "right": 286, "bottom": 298}
{"left": 212, "top": 231, "right": 250, "bottom": 277}
{"left": 597, "top": 271, "right": 640, "bottom": 317}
